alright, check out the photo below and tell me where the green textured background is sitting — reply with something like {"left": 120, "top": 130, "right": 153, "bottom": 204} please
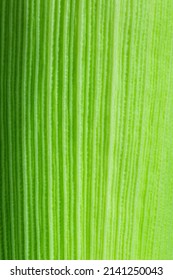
{"left": 0, "top": 0, "right": 173, "bottom": 260}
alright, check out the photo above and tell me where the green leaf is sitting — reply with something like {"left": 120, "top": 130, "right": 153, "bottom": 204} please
{"left": 0, "top": 0, "right": 173, "bottom": 260}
